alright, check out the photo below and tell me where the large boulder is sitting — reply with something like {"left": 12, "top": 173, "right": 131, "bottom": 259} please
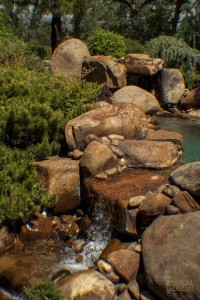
{"left": 124, "top": 54, "right": 164, "bottom": 76}
{"left": 180, "top": 87, "right": 200, "bottom": 109}
{"left": 118, "top": 140, "right": 180, "bottom": 169}
{"left": 139, "top": 193, "right": 171, "bottom": 225}
{"left": 142, "top": 211, "right": 200, "bottom": 299}
{"left": 50, "top": 38, "right": 90, "bottom": 78}
{"left": 58, "top": 269, "right": 116, "bottom": 300}
{"left": 160, "top": 68, "right": 185, "bottom": 104}
{"left": 35, "top": 156, "right": 80, "bottom": 214}
{"left": 65, "top": 103, "right": 148, "bottom": 151}
{"left": 82, "top": 55, "right": 127, "bottom": 89}
{"left": 107, "top": 249, "right": 140, "bottom": 283}
{"left": 111, "top": 86, "right": 160, "bottom": 115}
{"left": 169, "top": 162, "right": 200, "bottom": 196}
{"left": 18, "top": 214, "right": 53, "bottom": 243}
{"left": 80, "top": 141, "right": 118, "bottom": 177}
{"left": 0, "top": 253, "right": 59, "bottom": 292}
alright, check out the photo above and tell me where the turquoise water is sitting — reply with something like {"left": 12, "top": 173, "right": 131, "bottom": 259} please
{"left": 157, "top": 117, "right": 200, "bottom": 163}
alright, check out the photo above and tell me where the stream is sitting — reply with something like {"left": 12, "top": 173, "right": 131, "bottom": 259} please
{"left": 157, "top": 116, "right": 200, "bottom": 163}
{"left": 2, "top": 116, "right": 200, "bottom": 299}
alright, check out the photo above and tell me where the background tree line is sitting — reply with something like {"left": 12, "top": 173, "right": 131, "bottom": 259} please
{"left": 0, "top": 0, "right": 199, "bottom": 52}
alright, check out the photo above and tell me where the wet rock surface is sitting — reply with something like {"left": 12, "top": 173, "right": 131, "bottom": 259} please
{"left": 146, "top": 129, "right": 183, "bottom": 147}
{"left": 35, "top": 156, "right": 80, "bottom": 214}
{"left": 18, "top": 214, "right": 53, "bottom": 243}
{"left": 118, "top": 140, "right": 179, "bottom": 169}
{"left": 0, "top": 253, "right": 59, "bottom": 292}
{"left": 84, "top": 169, "right": 167, "bottom": 235}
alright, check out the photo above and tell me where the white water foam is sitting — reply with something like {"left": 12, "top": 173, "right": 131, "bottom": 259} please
{"left": 59, "top": 201, "right": 112, "bottom": 272}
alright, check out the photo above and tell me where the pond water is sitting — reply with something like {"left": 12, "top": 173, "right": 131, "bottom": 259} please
{"left": 157, "top": 117, "right": 200, "bottom": 163}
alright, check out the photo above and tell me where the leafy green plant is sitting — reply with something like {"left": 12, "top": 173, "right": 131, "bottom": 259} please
{"left": 29, "top": 44, "right": 48, "bottom": 59}
{"left": 125, "top": 38, "right": 144, "bottom": 54}
{"left": 0, "top": 66, "right": 100, "bottom": 160}
{"left": 0, "top": 35, "right": 47, "bottom": 72}
{"left": 145, "top": 35, "right": 200, "bottom": 88}
{"left": 24, "top": 280, "right": 65, "bottom": 300}
{"left": 0, "top": 145, "right": 56, "bottom": 224}
{"left": 88, "top": 29, "right": 126, "bottom": 58}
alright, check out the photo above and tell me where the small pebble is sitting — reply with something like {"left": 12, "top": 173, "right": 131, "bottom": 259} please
{"left": 117, "top": 283, "right": 127, "bottom": 293}
{"left": 108, "top": 134, "right": 124, "bottom": 141}
{"left": 118, "top": 158, "right": 126, "bottom": 166}
{"left": 129, "top": 195, "right": 146, "bottom": 208}
{"left": 72, "top": 149, "right": 83, "bottom": 160}
{"left": 163, "top": 185, "right": 181, "bottom": 198}
{"left": 97, "top": 260, "right": 113, "bottom": 273}
{"left": 131, "top": 243, "right": 142, "bottom": 253}
{"left": 52, "top": 216, "right": 61, "bottom": 228}
{"left": 105, "top": 167, "right": 118, "bottom": 176}
{"left": 106, "top": 271, "right": 120, "bottom": 283}
{"left": 165, "top": 204, "right": 180, "bottom": 215}
{"left": 117, "top": 165, "right": 126, "bottom": 173}
{"left": 111, "top": 139, "right": 120, "bottom": 146}
{"left": 101, "top": 136, "right": 110, "bottom": 146}
{"left": 110, "top": 145, "right": 124, "bottom": 158}
{"left": 96, "top": 172, "right": 108, "bottom": 180}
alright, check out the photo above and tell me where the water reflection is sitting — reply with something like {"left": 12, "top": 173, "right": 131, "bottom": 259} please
{"left": 157, "top": 117, "right": 200, "bottom": 163}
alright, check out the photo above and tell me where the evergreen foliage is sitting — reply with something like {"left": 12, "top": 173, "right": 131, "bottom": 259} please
{"left": 88, "top": 29, "right": 126, "bottom": 58}
{"left": 0, "top": 35, "right": 47, "bottom": 72}
{"left": 145, "top": 35, "right": 200, "bottom": 88}
{"left": 0, "top": 145, "right": 56, "bottom": 224}
{"left": 125, "top": 38, "right": 144, "bottom": 54}
{"left": 0, "top": 66, "right": 100, "bottom": 160}
{"left": 24, "top": 280, "right": 65, "bottom": 300}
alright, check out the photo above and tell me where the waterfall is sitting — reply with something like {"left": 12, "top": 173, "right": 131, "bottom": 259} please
{"left": 60, "top": 200, "right": 112, "bottom": 272}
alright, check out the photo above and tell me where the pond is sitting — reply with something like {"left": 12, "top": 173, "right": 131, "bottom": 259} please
{"left": 157, "top": 116, "right": 200, "bottom": 163}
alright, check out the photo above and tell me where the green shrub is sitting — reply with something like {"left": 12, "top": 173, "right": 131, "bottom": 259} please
{"left": 125, "top": 38, "right": 144, "bottom": 54}
{"left": 0, "top": 35, "right": 47, "bottom": 72}
{"left": 0, "top": 11, "right": 12, "bottom": 38}
{"left": 0, "top": 66, "right": 100, "bottom": 160}
{"left": 29, "top": 44, "right": 48, "bottom": 59}
{"left": 88, "top": 29, "right": 126, "bottom": 58}
{"left": 145, "top": 35, "right": 200, "bottom": 88}
{"left": 0, "top": 145, "right": 56, "bottom": 224}
{"left": 24, "top": 280, "right": 65, "bottom": 300}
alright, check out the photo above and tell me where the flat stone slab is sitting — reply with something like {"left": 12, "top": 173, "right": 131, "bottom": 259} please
{"left": 84, "top": 169, "right": 167, "bottom": 235}
{"left": 146, "top": 129, "right": 183, "bottom": 146}
{"left": 0, "top": 253, "right": 59, "bottom": 292}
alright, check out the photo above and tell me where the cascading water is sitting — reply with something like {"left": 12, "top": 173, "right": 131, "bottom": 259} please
{"left": 59, "top": 200, "right": 112, "bottom": 272}
{"left": 0, "top": 200, "right": 112, "bottom": 299}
